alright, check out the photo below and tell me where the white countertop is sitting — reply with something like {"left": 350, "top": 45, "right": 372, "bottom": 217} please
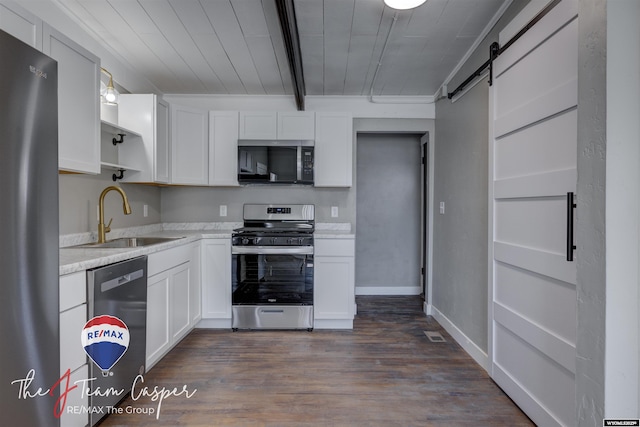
{"left": 59, "top": 230, "right": 230, "bottom": 275}
{"left": 59, "top": 222, "right": 354, "bottom": 275}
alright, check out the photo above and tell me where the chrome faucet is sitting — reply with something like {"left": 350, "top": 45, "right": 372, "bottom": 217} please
{"left": 98, "top": 186, "right": 132, "bottom": 243}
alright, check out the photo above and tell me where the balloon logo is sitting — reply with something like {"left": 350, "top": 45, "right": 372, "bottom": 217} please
{"left": 81, "top": 315, "right": 130, "bottom": 374}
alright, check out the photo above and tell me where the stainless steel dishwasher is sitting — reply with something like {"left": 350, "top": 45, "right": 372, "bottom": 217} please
{"left": 87, "top": 256, "right": 147, "bottom": 426}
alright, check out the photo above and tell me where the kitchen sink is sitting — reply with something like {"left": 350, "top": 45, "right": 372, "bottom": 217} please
{"left": 73, "top": 236, "right": 183, "bottom": 249}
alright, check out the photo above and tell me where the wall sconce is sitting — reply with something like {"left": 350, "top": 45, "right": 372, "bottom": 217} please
{"left": 100, "top": 67, "right": 119, "bottom": 105}
{"left": 384, "top": 0, "right": 426, "bottom": 9}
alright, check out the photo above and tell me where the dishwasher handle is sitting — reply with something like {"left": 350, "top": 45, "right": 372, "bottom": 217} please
{"left": 101, "top": 268, "right": 144, "bottom": 293}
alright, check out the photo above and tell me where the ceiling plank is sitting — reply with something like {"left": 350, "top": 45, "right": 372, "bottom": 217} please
{"left": 262, "top": 0, "right": 293, "bottom": 95}
{"left": 140, "top": 0, "right": 226, "bottom": 93}
{"left": 200, "top": 0, "right": 266, "bottom": 94}
{"left": 323, "top": 0, "right": 354, "bottom": 95}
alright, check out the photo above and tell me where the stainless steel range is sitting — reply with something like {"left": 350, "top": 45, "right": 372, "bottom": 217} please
{"left": 232, "top": 204, "right": 314, "bottom": 331}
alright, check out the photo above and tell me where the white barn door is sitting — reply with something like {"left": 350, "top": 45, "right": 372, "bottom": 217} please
{"left": 489, "top": 1, "right": 578, "bottom": 425}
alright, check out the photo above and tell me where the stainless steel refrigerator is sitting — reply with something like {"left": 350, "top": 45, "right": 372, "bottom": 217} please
{"left": 0, "top": 29, "right": 60, "bottom": 426}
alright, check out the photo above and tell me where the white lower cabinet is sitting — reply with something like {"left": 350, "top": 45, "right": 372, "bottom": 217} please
{"left": 314, "top": 238, "right": 355, "bottom": 329}
{"left": 200, "top": 238, "right": 232, "bottom": 327}
{"left": 146, "top": 269, "right": 171, "bottom": 369}
{"left": 170, "top": 263, "right": 191, "bottom": 342}
{"left": 146, "top": 243, "right": 199, "bottom": 370}
{"left": 60, "top": 365, "right": 89, "bottom": 427}
{"left": 59, "top": 271, "right": 89, "bottom": 427}
{"left": 189, "top": 242, "right": 202, "bottom": 325}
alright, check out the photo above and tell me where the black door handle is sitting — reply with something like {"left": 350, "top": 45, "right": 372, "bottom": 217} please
{"left": 566, "top": 192, "right": 576, "bottom": 261}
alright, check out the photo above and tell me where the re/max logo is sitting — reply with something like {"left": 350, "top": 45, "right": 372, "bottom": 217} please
{"left": 85, "top": 329, "right": 124, "bottom": 340}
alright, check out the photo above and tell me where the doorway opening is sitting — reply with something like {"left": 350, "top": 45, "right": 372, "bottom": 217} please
{"left": 355, "top": 132, "right": 425, "bottom": 296}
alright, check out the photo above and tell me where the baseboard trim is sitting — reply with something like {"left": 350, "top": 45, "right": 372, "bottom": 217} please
{"left": 314, "top": 319, "right": 353, "bottom": 329}
{"left": 430, "top": 306, "right": 490, "bottom": 372}
{"left": 196, "top": 318, "right": 232, "bottom": 329}
{"left": 424, "top": 302, "right": 432, "bottom": 315}
{"left": 355, "top": 286, "right": 422, "bottom": 295}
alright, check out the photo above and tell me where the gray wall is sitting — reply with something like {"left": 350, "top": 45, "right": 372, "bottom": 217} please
{"left": 355, "top": 133, "right": 422, "bottom": 290}
{"left": 59, "top": 172, "right": 161, "bottom": 235}
{"left": 160, "top": 186, "right": 352, "bottom": 225}
{"left": 432, "top": 1, "right": 529, "bottom": 352}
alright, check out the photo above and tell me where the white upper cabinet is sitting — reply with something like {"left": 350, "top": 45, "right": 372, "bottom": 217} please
{"left": 209, "top": 111, "right": 239, "bottom": 186}
{"left": 239, "top": 111, "right": 277, "bottom": 139}
{"left": 118, "top": 94, "right": 170, "bottom": 184}
{"left": 314, "top": 112, "right": 353, "bottom": 187}
{"left": 277, "top": 111, "right": 315, "bottom": 140}
{"left": 43, "top": 24, "right": 100, "bottom": 174}
{"left": 239, "top": 111, "right": 315, "bottom": 140}
{"left": 0, "top": 0, "right": 42, "bottom": 49}
{"left": 171, "top": 104, "right": 208, "bottom": 185}
{"left": 155, "top": 99, "right": 170, "bottom": 183}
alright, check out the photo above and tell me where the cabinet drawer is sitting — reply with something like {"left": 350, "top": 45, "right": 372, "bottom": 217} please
{"left": 315, "top": 239, "right": 355, "bottom": 257}
{"left": 148, "top": 244, "right": 191, "bottom": 276}
{"left": 60, "top": 304, "right": 87, "bottom": 375}
{"left": 60, "top": 271, "right": 86, "bottom": 312}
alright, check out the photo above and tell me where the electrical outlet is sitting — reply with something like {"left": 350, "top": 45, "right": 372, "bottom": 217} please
{"left": 331, "top": 206, "right": 339, "bottom": 218}
{"left": 439, "top": 202, "right": 445, "bottom": 214}
{"left": 220, "top": 205, "right": 228, "bottom": 217}
{"left": 143, "top": 204, "right": 148, "bottom": 218}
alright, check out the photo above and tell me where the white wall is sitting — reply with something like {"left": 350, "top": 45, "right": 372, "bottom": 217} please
{"left": 605, "top": 0, "right": 640, "bottom": 417}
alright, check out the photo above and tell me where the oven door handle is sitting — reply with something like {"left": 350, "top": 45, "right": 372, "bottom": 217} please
{"left": 231, "top": 246, "right": 314, "bottom": 255}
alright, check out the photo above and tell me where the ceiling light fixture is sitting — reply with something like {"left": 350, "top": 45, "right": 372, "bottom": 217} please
{"left": 100, "top": 67, "right": 119, "bottom": 105}
{"left": 384, "top": 0, "right": 427, "bottom": 10}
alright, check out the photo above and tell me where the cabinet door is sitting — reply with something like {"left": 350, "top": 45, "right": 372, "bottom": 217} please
{"left": 314, "top": 256, "right": 355, "bottom": 320}
{"left": 189, "top": 242, "right": 202, "bottom": 326}
{"left": 314, "top": 112, "right": 353, "bottom": 187}
{"left": 170, "top": 262, "right": 191, "bottom": 342}
{"left": 171, "top": 104, "right": 208, "bottom": 185}
{"left": 209, "top": 111, "right": 239, "bottom": 186}
{"left": 201, "top": 239, "right": 232, "bottom": 319}
{"left": 0, "top": 0, "right": 42, "bottom": 49}
{"left": 118, "top": 94, "right": 169, "bottom": 184}
{"left": 239, "top": 111, "right": 277, "bottom": 139}
{"left": 277, "top": 111, "right": 315, "bottom": 140}
{"left": 155, "top": 98, "right": 170, "bottom": 183}
{"left": 146, "top": 271, "right": 171, "bottom": 369}
{"left": 60, "top": 304, "right": 87, "bottom": 375}
{"left": 60, "top": 364, "right": 89, "bottom": 427}
{"left": 43, "top": 24, "right": 100, "bottom": 174}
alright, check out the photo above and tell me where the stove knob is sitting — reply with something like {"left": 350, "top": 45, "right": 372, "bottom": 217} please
{"left": 254, "top": 237, "right": 262, "bottom": 245}
{"left": 242, "top": 238, "right": 250, "bottom": 245}
{"left": 271, "top": 237, "right": 277, "bottom": 245}
{"left": 298, "top": 238, "right": 305, "bottom": 245}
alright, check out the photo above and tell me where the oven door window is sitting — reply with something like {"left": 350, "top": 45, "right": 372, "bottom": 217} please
{"left": 232, "top": 253, "right": 313, "bottom": 305}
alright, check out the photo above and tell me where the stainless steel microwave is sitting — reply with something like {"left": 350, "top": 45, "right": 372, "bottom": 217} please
{"left": 237, "top": 140, "right": 314, "bottom": 185}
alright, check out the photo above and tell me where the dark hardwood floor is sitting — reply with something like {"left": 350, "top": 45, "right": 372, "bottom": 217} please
{"left": 99, "top": 296, "right": 533, "bottom": 426}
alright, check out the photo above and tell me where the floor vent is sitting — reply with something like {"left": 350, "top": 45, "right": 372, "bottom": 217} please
{"left": 424, "top": 331, "right": 446, "bottom": 342}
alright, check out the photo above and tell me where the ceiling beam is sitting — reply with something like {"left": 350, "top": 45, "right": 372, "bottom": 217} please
{"left": 275, "top": 0, "right": 306, "bottom": 110}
